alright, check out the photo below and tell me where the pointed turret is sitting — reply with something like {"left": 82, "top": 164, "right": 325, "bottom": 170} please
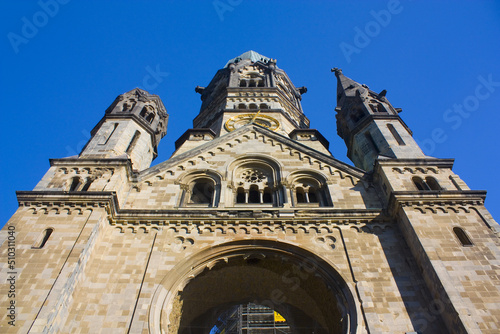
{"left": 79, "top": 88, "right": 168, "bottom": 171}
{"left": 333, "top": 68, "right": 426, "bottom": 171}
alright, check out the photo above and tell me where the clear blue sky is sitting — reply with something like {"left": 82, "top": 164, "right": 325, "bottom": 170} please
{"left": 1, "top": 1, "right": 500, "bottom": 227}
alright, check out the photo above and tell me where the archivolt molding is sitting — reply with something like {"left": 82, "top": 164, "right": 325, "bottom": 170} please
{"left": 286, "top": 169, "right": 329, "bottom": 185}
{"left": 149, "top": 239, "right": 358, "bottom": 334}
{"left": 174, "top": 169, "right": 223, "bottom": 184}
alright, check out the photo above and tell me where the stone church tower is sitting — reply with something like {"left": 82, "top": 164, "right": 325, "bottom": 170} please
{"left": 1, "top": 51, "right": 499, "bottom": 334}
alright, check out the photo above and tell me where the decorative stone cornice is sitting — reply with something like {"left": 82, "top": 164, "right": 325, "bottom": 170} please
{"left": 111, "top": 219, "right": 394, "bottom": 235}
{"left": 16, "top": 191, "right": 119, "bottom": 215}
{"left": 387, "top": 190, "right": 487, "bottom": 215}
{"left": 374, "top": 158, "right": 455, "bottom": 170}
{"left": 50, "top": 157, "right": 130, "bottom": 167}
{"left": 16, "top": 191, "right": 389, "bottom": 233}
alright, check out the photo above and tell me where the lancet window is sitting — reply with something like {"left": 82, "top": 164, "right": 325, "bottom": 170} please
{"left": 32, "top": 228, "right": 54, "bottom": 249}
{"left": 453, "top": 227, "right": 473, "bottom": 247}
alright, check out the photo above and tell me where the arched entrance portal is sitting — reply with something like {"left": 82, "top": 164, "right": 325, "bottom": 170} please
{"left": 149, "top": 240, "right": 358, "bottom": 334}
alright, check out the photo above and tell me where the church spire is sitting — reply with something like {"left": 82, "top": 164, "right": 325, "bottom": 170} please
{"left": 333, "top": 68, "right": 426, "bottom": 171}
{"left": 192, "top": 51, "right": 309, "bottom": 137}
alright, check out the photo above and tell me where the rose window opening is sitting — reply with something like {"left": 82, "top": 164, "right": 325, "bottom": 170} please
{"left": 235, "top": 167, "right": 275, "bottom": 205}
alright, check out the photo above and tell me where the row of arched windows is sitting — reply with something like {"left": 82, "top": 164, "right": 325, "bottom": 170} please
{"left": 236, "top": 186, "right": 273, "bottom": 204}
{"left": 239, "top": 79, "right": 265, "bottom": 87}
{"left": 120, "top": 100, "right": 155, "bottom": 124}
{"left": 181, "top": 164, "right": 330, "bottom": 208}
{"left": 186, "top": 177, "right": 326, "bottom": 207}
{"left": 296, "top": 186, "right": 319, "bottom": 204}
{"left": 236, "top": 103, "right": 269, "bottom": 110}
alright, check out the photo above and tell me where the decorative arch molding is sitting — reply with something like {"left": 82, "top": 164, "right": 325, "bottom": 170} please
{"left": 175, "top": 169, "right": 223, "bottom": 185}
{"left": 226, "top": 153, "right": 285, "bottom": 175}
{"left": 148, "top": 239, "right": 359, "bottom": 334}
{"left": 286, "top": 169, "right": 329, "bottom": 184}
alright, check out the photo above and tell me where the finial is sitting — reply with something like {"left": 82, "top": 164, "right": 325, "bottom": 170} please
{"left": 268, "top": 59, "right": 277, "bottom": 71}
{"left": 331, "top": 67, "right": 342, "bottom": 75}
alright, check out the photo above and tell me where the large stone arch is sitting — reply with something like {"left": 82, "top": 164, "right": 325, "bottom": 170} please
{"left": 149, "top": 240, "right": 358, "bottom": 334}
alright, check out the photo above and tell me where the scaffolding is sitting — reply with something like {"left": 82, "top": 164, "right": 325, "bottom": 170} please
{"left": 212, "top": 303, "right": 291, "bottom": 334}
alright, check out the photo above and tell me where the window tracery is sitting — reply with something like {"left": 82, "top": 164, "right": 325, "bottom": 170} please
{"left": 234, "top": 166, "right": 275, "bottom": 205}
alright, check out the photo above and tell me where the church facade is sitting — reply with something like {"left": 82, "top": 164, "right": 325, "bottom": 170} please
{"left": 1, "top": 51, "right": 499, "bottom": 334}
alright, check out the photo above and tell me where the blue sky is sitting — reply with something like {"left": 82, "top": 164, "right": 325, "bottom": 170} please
{"left": 1, "top": 1, "right": 500, "bottom": 227}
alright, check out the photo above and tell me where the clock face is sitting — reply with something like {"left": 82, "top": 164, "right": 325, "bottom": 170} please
{"left": 225, "top": 113, "right": 280, "bottom": 132}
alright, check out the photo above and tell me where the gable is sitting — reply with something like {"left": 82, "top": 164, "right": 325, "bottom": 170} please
{"left": 141, "top": 124, "right": 366, "bottom": 182}
{"left": 116, "top": 125, "right": 381, "bottom": 211}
